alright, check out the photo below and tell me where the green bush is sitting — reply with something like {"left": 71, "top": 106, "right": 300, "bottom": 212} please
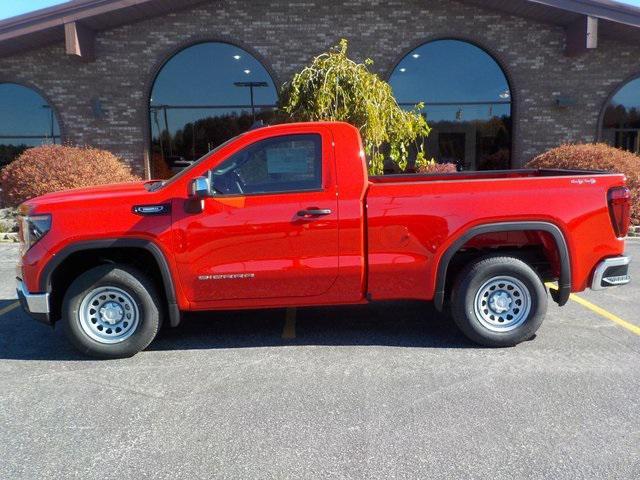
{"left": 527, "top": 143, "right": 640, "bottom": 225}
{"left": 279, "top": 39, "right": 431, "bottom": 175}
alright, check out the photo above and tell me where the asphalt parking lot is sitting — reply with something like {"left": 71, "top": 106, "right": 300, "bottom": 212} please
{"left": 0, "top": 242, "right": 638, "bottom": 479}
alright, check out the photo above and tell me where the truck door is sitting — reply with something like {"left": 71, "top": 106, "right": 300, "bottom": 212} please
{"left": 173, "top": 130, "right": 339, "bottom": 303}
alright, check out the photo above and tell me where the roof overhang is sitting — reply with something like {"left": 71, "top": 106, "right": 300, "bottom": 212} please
{"left": 0, "top": 0, "right": 207, "bottom": 58}
{"left": 531, "top": 0, "right": 640, "bottom": 28}
{"left": 0, "top": 0, "right": 639, "bottom": 60}
{"left": 465, "top": 0, "right": 640, "bottom": 45}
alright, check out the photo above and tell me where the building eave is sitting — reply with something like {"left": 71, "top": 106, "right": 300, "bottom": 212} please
{"left": 530, "top": 0, "right": 640, "bottom": 28}
{"left": 464, "top": 0, "right": 640, "bottom": 45}
{"left": 0, "top": 0, "right": 640, "bottom": 59}
{"left": 0, "top": 0, "right": 208, "bottom": 58}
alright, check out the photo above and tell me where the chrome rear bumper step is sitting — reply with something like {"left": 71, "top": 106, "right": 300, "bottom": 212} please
{"left": 591, "top": 256, "right": 631, "bottom": 290}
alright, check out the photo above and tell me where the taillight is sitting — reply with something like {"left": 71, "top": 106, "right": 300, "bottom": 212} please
{"left": 608, "top": 187, "right": 631, "bottom": 238}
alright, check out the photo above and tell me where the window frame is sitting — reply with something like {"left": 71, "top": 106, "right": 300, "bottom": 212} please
{"left": 146, "top": 40, "right": 279, "bottom": 177}
{"left": 208, "top": 132, "right": 325, "bottom": 198}
{"left": 598, "top": 73, "right": 640, "bottom": 153}
{"left": 0, "top": 82, "right": 62, "bottom": 167}
{"left": 387, "top": 37, "right": 514, "bottom": 171}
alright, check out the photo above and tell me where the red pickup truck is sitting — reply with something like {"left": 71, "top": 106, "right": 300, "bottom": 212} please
{"left": 16, "top": 122, "right": 631, "bottom": 358}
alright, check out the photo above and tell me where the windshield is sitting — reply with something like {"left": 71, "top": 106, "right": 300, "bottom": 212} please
{"left": 151, "top": 133, "right": 246, "bottom": 189}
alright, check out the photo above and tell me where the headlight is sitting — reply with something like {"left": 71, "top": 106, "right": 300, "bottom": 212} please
{"left": 19, "top": 214, "right": 51, "bottom": 253}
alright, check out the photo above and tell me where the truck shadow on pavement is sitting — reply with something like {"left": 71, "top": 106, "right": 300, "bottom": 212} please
{"left": 0, "top": 299, "right": 473, "bottom": 361}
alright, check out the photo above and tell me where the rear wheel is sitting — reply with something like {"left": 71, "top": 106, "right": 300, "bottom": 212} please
{"left": 450, "top": 256, "right": 548, "bottom": 347}
{"left": 61, "top": 264, "right": 162, "bottom": 358}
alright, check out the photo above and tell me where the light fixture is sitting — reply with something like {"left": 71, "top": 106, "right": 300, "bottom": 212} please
{"left": 399, "top": 67, "right": 407, "bottom": 73}
{"left": 233, "top": 55, "right": 241, "bottom": 60}
{"left": 244, "top": 69, "right": 251, "bottom": 74}
{"left": 234, "top": 81, "right": 268, "bottom": 121}
{"left": 412, "top": 53, "right": 420, "bottom": 59}
{"left": 555, "top": 96, "right": 576, "bottom": 108}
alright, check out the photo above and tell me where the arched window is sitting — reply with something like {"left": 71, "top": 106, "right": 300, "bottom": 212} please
{"left": 0, "top": 83, "right": 60, "bottom": 167}
{"left": 149, "top": 42, "right": 278, "bottom": 176}
{"left": 389, "top": 40, "right": 512, "bottom": 171}
{"left": 601, "top": 77, "right": 640, "bottom": 153}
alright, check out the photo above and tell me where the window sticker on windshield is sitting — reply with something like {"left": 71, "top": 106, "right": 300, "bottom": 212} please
{"left": 266, "top": 144, "right": 314, "bottom": 174}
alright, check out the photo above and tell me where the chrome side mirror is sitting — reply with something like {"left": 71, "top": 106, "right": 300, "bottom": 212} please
{"left": 188, "top": 176, "right": 212, "bottom": 199}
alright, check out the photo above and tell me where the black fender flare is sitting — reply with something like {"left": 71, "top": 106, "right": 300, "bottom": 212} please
{"left": 40, "top": 238, "right": 181, "bottom": 327}
{"left": 433, "top": 221, "right": 571, "bottom": 311}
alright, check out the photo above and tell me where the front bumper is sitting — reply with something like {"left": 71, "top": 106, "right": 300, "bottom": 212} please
{"left": 16, "top": 278, "right": 52, "bottom": 325}
{"left": 591, "top": 256, "right": 631, "bottom": 290}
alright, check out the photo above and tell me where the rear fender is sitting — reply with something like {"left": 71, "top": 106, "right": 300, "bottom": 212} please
{"left": 433, "top": 221, "right": 571, "bottom": 311}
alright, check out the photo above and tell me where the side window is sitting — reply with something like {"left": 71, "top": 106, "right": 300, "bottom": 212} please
{"left": 210, "top": 134, "right": 322, "bottom": 195}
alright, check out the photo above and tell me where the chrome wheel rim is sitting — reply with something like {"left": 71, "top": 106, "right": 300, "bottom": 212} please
{"left": 79, "top": 286, "right": 139, "bottom": 344}
{"left": 473, "top": 276, "right": 532, "bottom": 332}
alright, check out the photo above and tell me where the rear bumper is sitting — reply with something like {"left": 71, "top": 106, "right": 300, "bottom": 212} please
{"left": 16, "top": 278, "right": 52, "bottom": 325}
{"left": 591, "top": 256, "right": 631, "bottom": 290}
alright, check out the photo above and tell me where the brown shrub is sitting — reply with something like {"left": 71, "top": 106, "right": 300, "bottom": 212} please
{"left": 417, "top": 160, "right": 458, "bottom": 175}
{"left": 0, "top": 144, "right": 141, "bottom": 206}
{"left": 527, "top": 143, "right": 640, "bottom": 225}
{"left": 150, "top": 152, "right": 175, "bottom": 180}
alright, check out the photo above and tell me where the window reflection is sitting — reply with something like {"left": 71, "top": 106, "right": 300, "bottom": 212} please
{"left": 211, "top": 134, "right": 322, "bottom": 195}
{"left": 149, "top": 42, "right": 278, "bottom": 178}
{"left": 0, "top": 83, "right": 60, "bottom": 167}
{"left": 602, "top": 77, "right": 640, "bottom": 153}
{"left": 389, "top": 40, "right": 512, "bottom": 171}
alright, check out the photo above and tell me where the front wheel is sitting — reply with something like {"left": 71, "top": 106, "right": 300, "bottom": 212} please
{"left": 61, "top": 264, "right": 162, "bottom": 359}
{"left": 450, "top": 256, "right": 548, "bottom": 347}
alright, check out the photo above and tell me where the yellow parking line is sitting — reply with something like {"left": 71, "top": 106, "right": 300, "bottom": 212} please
{"left": 0, "top": 301, "right": 19, "bottom": 317}
{"left": 282, "top": 308, "right": 297, "bottom": 339}
{"left": 567, "top": 294, "right": 640, "bottom": 336}
{"left": 546, "top": 283, "right": 640, "bottom": 336}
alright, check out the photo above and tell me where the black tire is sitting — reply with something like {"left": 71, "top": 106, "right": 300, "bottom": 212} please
{"left": 61, "top": 264, "right": 162, "bottom": 359}
{"left": 450, "top": 255, "right": 548, "bottom": 347}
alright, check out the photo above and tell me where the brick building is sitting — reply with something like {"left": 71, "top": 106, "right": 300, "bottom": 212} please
{"left": 1, "top": 0, "right": 640, "bottom": 177}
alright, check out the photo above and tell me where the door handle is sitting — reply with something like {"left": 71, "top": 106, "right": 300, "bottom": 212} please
{"left": 297, "top": 208, "right": 332, "bottom": 218}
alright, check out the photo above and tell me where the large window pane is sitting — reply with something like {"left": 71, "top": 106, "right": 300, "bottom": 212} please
{"left": 602, "top": 77, "right": 640, "bottom": 153}
{"left": 0, "top": 83, "right": 60, "bottom": 167}
{"left": 150, "top": 42, "right": 278, "bottom": 177}
{"left": 389, "top": 40, "right": 512, "bottom": 171}
{"left": 211, "top": 134, "right": 322, "bottom": 195}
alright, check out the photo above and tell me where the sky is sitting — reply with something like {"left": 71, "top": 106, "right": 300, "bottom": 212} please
{"left": 2, "top": 0, "right": 640, "bottom": 20}
{"left": 0, "top": 1, "right": 67, "bottom": 20}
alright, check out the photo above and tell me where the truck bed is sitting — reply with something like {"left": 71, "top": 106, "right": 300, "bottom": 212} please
{"left": 365, "top": 168, "right": 627, "bottom": 302}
